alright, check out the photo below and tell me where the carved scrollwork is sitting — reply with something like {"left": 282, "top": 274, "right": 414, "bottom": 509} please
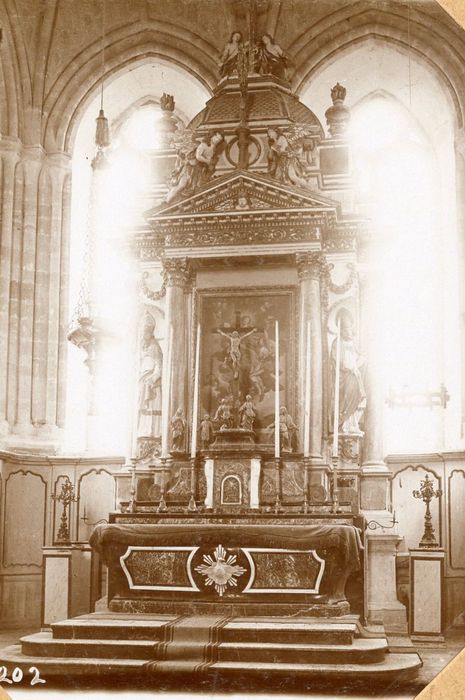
{"left": 141, "top": 271, "right": 166, "bottom": 301}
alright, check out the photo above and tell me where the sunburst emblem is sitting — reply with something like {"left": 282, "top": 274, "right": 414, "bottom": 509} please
{"left": 195, "top": 544, "right": 247, "bottom": 596}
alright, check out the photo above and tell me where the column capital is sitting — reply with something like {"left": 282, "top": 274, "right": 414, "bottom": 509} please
{"left": 162, "top": 257, "right": 193, "bottom": 288}
{"left": 296, "top": 252, "right": 326, "bottom": 281}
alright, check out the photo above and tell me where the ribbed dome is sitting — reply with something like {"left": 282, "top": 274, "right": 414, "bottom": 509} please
{"left": 189, "top": 74, "right": 324, "bottom": 137}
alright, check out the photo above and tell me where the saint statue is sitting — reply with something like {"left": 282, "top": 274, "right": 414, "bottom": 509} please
{"left": 200, "top": 414, "right": 214, "bottom": 449}
{"left": 239, "top": 394, "right": 256, "bottom": 431}
{"left": 268, "top": 406, "right": 298, "bottom": 452}
{"left": 165, "top": 130, "right": 224, "bottom": 203}
{"left": 255, "top": 34, "right": 289, "bottom": 80}
{"left": 219, "top": 31, "right": 243, "bottom": 77}
{"left": 331, "top": 312, "right": 366, "bottom": 434}
{"left": 137, "top": 317, "right": 162, "bottom": 438}
{"left": 214, "top": 398, "right": 233, "bottom": 430}
{"left": 170, "top": 407, "right": 186, "bottom": 452}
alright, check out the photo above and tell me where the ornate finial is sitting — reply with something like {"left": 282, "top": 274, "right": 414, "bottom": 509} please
{"left": 160, "top": 93, "right": 175, "bottom": 112}
{"left": 325, "top": 83, "right": 350, "bottom": 138}
{"left": 330, "top": 82, "right": 347, "bottom": 104}
{"left": 412, "top": 474, "right": 442, "bottom": 548}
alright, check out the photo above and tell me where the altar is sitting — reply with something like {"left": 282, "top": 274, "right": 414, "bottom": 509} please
{"left": 0, "top": 26, "right": 422, "bottom": 684}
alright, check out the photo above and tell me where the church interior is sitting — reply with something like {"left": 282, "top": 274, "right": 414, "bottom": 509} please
{"left": 1, "top": 0, "right": 465, "bottom": 695}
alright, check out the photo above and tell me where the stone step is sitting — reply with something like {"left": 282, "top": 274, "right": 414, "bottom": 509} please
{"left": 217, "top": 638, "right": 388, "bottom": 664}
{"left": 0, "top": 645, "right": 147, "bottom": 677}
{"left": 21, "top": 632, "right": 157, "bottom": 660}
{"left": 220, "top": 619, "right": 358, "bottom": 645}
{"left": 51, "top": 613, "right": 177, "bottom": 640}
{"left": 212, "top": 653, "right": 423, "bottom": 681}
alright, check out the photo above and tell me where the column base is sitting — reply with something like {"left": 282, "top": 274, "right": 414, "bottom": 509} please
{"left": 1, "top": 427, "right": 62, "bottom": 454}
{"left": 368, "top": 601, "right": 409, "bottom": 634}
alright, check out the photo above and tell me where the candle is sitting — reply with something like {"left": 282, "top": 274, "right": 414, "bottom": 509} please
{"left": 303, "top": 320, "right": 311, "bottom": 458}
{"left": 274, "top": 320, "right": 280, "bottom": 458}
{"left": 161, "top": 323, "right": 173, "bottom": 458}
{"left": 190, "top": 323, "right": 201, "bottom": 458}
{"left": 332, "top": 317, "right": 341, "bottom": 459}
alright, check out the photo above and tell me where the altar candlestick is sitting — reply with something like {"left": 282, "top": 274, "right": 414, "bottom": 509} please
{"left": 274, "top": 320, "right": 280, "bottom": 458}
{"left": 303, "top": 320, "right": 311, "bottom": 458}
{"left": 332, "top": 318, "right": 341, "bottom": 458}
{"left": 161, "top": 323, "right": 173, "bottom": 459}
{"left": 190, "top": 323, "right": 201, "bottom": 458}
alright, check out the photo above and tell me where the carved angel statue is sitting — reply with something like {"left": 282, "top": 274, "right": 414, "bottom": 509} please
{"left": 219, "top": 31, "right": 244, "bottom": 77}
{"left": 266, "top": 124, "right": 316, "bottom": 189}
{"left": 165, "top": 128, "right": 224, "bottom": 203}
{"left": 255, "top": 34, "right": 290, "bottom": 80}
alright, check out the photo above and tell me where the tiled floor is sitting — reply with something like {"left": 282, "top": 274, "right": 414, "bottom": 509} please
{"left": 0, "top": 627, "right": 463, "bottom": 699}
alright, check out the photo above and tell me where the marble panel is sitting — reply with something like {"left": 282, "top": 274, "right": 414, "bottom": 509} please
{"left": 43, "top": 555, "right": 69, "bottom": 625}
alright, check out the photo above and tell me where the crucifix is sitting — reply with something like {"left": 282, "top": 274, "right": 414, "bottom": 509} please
{"left": 214, "top": 311, "right": 259, "bottom": 427}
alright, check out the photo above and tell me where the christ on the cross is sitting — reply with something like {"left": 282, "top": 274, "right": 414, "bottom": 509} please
{"left": 217, "top": 327, "right": 257, "bottom": 378}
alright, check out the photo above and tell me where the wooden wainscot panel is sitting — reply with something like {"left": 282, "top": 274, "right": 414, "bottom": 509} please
{"left": 2, "top": 470, "right": 47, "bottom": 568}
{"left": 76, "top": 468, "right": 116, "bottom": 542}
{"left": 448, "top": 470, "right": 465, "bottom": 571}
{"left": 391, "top": 465, "right": 442, "bottom": 551}
{"left": 0, "top": 573, "right": 42, "bottom": 627}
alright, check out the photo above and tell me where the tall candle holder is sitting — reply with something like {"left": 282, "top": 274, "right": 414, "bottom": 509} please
{"left": 413, "top": 474, "right": 442, "bottom": 548}
{"left": 52, "top": 478, "right": 77, "bottom": 544}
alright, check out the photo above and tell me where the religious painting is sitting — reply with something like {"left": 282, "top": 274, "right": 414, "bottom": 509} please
{"left": 198, "top": 288, "right": 296, "bottom": 444}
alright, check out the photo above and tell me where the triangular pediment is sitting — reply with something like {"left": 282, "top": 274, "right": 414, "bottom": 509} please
{"left": 148, "top": 170, "right": 339, "bottom": 220}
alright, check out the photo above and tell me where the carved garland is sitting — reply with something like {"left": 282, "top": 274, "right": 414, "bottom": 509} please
{"left": 141, "top": 271, "right": 166, "bottom": 301}
{"left": 322, "top": 262, "right": 357, "bottom": 295}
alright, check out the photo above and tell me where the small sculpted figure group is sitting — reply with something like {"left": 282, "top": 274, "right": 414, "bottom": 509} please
{"left": 219, "top": 31, "right": 289, "bottom": 80}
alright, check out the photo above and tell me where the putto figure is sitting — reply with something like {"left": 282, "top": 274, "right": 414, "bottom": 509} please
{"left": 219, "top": 31, "right": 243, "bottom": 77}
{"left": 165, "top": 129, "right": 224, "bottom": 203}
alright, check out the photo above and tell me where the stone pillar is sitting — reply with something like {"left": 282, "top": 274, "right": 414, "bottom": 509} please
{"left": 367, "top": 535, "right": 407, "bottom": 634}
{"left": 162, "top": 258, "right": 191, "bottom": 452}
{"left": 296, "top": 252, "right": 324, "bottom": 461}
{"left": 0, "top": 146, "right": 72, "bottom": 450}
{"left": 0, "top": 138, "right": 21, "bottom": 437}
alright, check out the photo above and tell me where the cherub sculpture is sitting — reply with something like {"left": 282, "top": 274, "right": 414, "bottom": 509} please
{"left": 266, "top": 124, "right": 315, "bottom": 189}
{"left": 165, "top": 128, "right": 224, "bottom": 203}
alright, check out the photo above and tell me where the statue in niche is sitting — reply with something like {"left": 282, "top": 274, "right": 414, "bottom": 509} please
{"left": 331, "top": 311, "right": 366, "bottom": 435}
{"left": 239, "top": 394, "right": 256, "bottom": 431}
{"left": 216, "top": 326, "right": 257, "bottom": 379}
{"left": 170, "top": 408, "right": 186, "bottom": 452}
{"left": 214, "top": 398, "right": 233, "bottom": 430}
{"left": 137, "top": 316, "right": 162, "bottom": 438}
{"left": 254, "top": 34, "right": 289, "bottom": 80}
{"left": 165, "top": 129, "right": 224, "bottom": 203}
{"left": 200, "top": 414, "right": 214, "bottom": 449}
{"left": 266, "top": 126, "right": 314, "bottom": 189}
{"left": 219, "top": 31, "right": 244, "bottom": 77}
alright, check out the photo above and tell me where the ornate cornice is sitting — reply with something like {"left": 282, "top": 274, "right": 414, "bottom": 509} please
{"left": 296, "top": 252, "right": 326, "bottom": 281}
{"left": 161, "top": 257, "right": 193, "bottom": 288}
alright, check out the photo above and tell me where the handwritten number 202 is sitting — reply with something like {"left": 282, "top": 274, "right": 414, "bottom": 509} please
{"left": 0, "top": 666, "right": 46, "bottom": 685}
